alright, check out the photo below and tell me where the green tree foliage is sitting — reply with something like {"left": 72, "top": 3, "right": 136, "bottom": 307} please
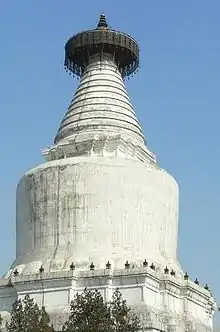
{"left": 6, "top": 295, "right": 54, "bottom": 332}
{"left": 62, "top": 288, "right": 141, "bottom": 332}
{"left": 110, "top": 288, "right": 140, "bottom": 332}
{"left": 62, "top": 288, "right": 112, "bottom": 332}
{"left": 0, "top": 314, "right": 2, "bottom": 331}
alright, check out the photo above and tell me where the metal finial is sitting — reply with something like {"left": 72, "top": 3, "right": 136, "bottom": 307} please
{"left": 13, "top": 268, "right": 19, "bottom": 276}
{"left": 97, "top": 13, "right": 108, "bottom": 29}
{"left": 184, "top": 272, "right": 189, "bottom": 280}
{"left": 150, "top": 263, "right": 155, "bottom": 270}
{"left": 39, "top": 265, "right": 44, "bottom": 273}
{"left": 194, "top": 278, "right": 199, "bottom": 285}
{"left": 125, "top": 261, "right": 130, "bottom": 269}
{"left": 170, "top": 269, "right": 176, "bottom": 276}
{"left": 90, "top": 262, "right": 95, "bottom": 270}
{"left": 70, "top": 262, "right": 75, "bottom": 271}
{"left": 106, "top": 261, "right": 111, "bottom": 269}
{"left": 64, "top": 14, "right": 139, "bottom": 79}
{"left": 164, "top": 266, "right": 169, "bottom": 274}
{"left": 143, "top": 259, "right": 148, "bottom": 267}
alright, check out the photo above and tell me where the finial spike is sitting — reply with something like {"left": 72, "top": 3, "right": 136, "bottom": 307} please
{"left": 97, "top": 13, "right": 108, "bottom": 29}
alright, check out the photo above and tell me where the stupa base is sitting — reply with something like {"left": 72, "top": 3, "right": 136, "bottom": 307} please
{"left": 0, "top": 267, "right": 214, "bottom": 331}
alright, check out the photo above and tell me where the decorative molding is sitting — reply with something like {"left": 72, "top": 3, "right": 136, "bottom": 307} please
{"left": 0, "top": 266, "right": 215, "bottom": 331}
{"left": 42, "top": 134, "right": 156, "bottom": 164}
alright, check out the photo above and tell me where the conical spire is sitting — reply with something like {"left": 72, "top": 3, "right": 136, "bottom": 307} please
{"left": 97, "top": 13, "right": 108, "bottom": 29}
{"left": 43, "top": 15, "right": 155, "bottom": 164}
{"left": 55, "top": 53, "right": 144, "bottom": 146}
{"left": 44, "top": 52, "right": 156, "bottom": 164}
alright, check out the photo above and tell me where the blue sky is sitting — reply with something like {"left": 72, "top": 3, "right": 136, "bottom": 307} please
{"left": 0, "top": 0, "right": 220, "bottom": 325}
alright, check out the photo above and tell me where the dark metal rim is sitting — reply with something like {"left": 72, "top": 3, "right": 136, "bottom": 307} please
{"left": 64, "top": 29, "right": 140, "bottom": 78}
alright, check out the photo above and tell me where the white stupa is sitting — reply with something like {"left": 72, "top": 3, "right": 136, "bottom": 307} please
{"left": 0, "top": 14, "right": 215, "bottom": 331}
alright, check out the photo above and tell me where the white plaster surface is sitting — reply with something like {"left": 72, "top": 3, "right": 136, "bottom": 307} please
{"left": 7, "top": 157, "right": 179, "bottom": 275}
{"left": 0, "top": 52, "right": 215, "bottom": 332}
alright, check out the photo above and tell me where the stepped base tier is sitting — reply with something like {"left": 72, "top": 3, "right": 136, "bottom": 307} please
{"left": 0, "top": 14, "right": 215, "bottom": 332}
{"left": 0, "top": 268, "right": 215, "bottom": 332}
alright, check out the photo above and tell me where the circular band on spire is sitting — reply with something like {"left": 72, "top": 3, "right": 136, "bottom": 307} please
{"left": 64, "top": 14, "right": 140, "bottom": 79}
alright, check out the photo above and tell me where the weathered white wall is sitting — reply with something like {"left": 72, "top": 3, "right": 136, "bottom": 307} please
{"left": 0, "top": 46, "right": 215, "bottom": 332}
{"left": 10, "top": 156, "right": 179, "bottom": 275}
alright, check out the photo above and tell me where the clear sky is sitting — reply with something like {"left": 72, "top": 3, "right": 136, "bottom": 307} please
{"left": 0, "top": 0, "right": 220, "bottom": 326}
